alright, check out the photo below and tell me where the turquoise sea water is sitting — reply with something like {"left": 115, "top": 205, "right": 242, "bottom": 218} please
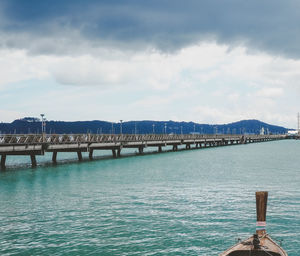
{"left": 0, "top": 140, "right": 300, "bottom": 255}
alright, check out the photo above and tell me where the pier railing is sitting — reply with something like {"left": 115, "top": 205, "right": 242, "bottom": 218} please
{"left": 0, "top": 134, "right": 287, "bottom": 168}
{"left": 0, "top": 133, "right": 285, "bottom": 145}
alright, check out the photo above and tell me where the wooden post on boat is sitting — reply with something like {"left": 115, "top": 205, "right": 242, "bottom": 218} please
{"left": 256, "top": 191, "right": 268, "bottom": 236}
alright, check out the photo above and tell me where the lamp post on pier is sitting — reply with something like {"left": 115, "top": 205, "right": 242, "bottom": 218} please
{"left": 297, "top": 113, "right": 300, "bottom": 135}
{"left": 120, "top": 120, "right": 123, "bottom": 135}
{"left": 40, "top": 114, "right": 46, "bottom": 142}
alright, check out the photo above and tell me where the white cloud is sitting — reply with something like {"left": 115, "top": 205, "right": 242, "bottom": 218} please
{"left": 256, "top": 87, "right": 284, "bottom": 98}
{"left": 2, "top": 42, "right": 300, "bottom": 92}
{"left": 1, "top": 42, "right": 300, "bottom": 127}
{"left": 227, "top": 93, "right": 240, "bottom": 102}
{"left": 0, "top": 49, "right": 51, "bottom": 89}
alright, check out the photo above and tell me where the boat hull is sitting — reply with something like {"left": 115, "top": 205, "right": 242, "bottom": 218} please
{"left": 220, "top": 234, "right": 287, "bottom": 256}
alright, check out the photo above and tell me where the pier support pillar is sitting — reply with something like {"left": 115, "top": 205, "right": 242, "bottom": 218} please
{"left": 1, "top": 155, "right": 6, "bottom": 169}
{"left": 240, "top": 136, "right": 246, "bottom": 144}
{"left": 186, "top": 144, "right": 190, "bottom": 149}
{"left": 112, "top": 149, "right": 117, "bottom": 158}
{"left": 30, "top": 154, "right": 37, "bottom": 167}
{"left": 77, "top": 151, "right": 83, "bottom": 161}
{"left": 117, "top": 148, "right": 121, "bottom": 157}
{"left": 173, "top": 145, "right": 178, "bottom": 151}
{"left": 89, "top": 149, "right": 93, "bottom": 160}
{"left": 138, "top": 146, "right": 143, "bottom": 154}
{"left": 52, "top": 151, "right": 57, "bottom": 163}
{"left": 158, "top": 146, "right": 162, "bottom": 152}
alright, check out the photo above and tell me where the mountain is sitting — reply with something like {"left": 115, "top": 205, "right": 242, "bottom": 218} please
{"left": 0, "top": 118, "right": 288, "bottom": 135}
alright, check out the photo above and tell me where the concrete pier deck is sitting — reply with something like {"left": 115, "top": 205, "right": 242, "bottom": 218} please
{"left": 0, "top": 133, "right": 286, "bottom": 169}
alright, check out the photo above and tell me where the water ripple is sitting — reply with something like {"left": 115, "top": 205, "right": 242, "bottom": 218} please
{"left": 0, "top": 140, "right": 300, "bottom": 255}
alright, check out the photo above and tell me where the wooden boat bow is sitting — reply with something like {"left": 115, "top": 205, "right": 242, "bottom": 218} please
{"left": 219, "top": 191, "right": 288, "bottom": 256}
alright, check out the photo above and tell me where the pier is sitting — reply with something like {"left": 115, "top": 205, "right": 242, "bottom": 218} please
{"left": 0, "top": 133, "right": 286, "bottom": 169}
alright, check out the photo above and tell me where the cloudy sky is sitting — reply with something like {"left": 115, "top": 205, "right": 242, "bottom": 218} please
{"left": 1, "top": 0, "right": 300, "bottom": 128}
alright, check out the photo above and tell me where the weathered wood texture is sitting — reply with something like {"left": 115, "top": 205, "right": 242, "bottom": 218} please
{"left": 220, "top": 191, "right": 287, "bottom": 256}
{"left": 220, "top": 234, "right": 287, "bottom": 256}
{"left": 256, "top": 191, "right": 268, "bottom": 222}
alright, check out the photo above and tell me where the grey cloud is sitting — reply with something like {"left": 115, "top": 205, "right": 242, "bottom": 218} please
{"left": 1, "top": 0, "right": 300, "bottom": 58}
